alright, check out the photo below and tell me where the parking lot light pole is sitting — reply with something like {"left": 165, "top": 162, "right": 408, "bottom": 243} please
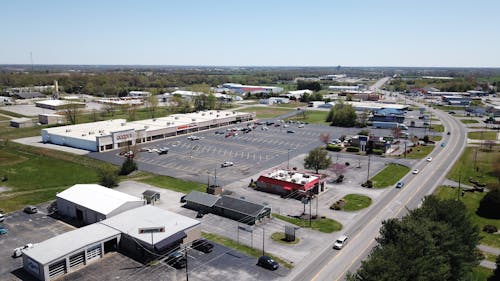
{"left": 287, "top": 149, "right": 291, "bottom": 170}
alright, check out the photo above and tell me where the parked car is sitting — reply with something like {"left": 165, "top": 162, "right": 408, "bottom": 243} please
{"left": 158, "top": 147, "right": 169, "bottom": 155}
{"left": 214, "top": 130, "right": 225, "bottom": 135}
{"left": 166, "top": 251, "right": 186, "bottom": 269}
{"left": 124, "top": 151, "right": 134, "bottom": 158}
{"left": 261, "top": 126, "right": 269, "bottom": 131}
{"left": 12, "top": 244, "right": 34, "bottom": 258}
{"left": 180, "top": 195, "right": 186, "bottom": 203}
{"left": 265, "top": 121, "right": 274, "bottom": 126}
{"left": 396, "top": 181, "right": 404, "bottom": 188}
{"left": 298, "top": 124, "right": 305, "bottom": 128}
{"left": 187, "top": 136, "right": 201, "bottom": 141}
{"left": 257, "top": 255, "right": 279, "bottom": 270}
{"left": 0, "top": 212, "right": 4, "bottom": 223}
{"left": 221, "top": 161, "right": 234, "bottom": 168}
{"left": 287, "top": 130, "right": 295, "bottom": 134}
{"left": 333, "top": 235, "right": 349, "bottom": 250}
{"left": 191, "top": 239, "right": 214, "bottom": 253}
{"left": 0, "top": 226, "right": 7, "bottom": 235}
{"left": 426, "top": 157, "right": 432, "bottom": 162}
{"left": 412, "top": 169, "right": 420, "bottom": 174}
{"left": 23, "top": 206, "right": 38, "bottom": 214}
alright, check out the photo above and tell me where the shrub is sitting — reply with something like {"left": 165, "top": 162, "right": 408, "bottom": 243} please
{"left": 483, "top": 225, "right": 498, "bottom": 233}
{"left": 358, "top": 130, "right": 370, "bottom": 136}
{"left": 477, "top": 190, "right": 500, "bottom": 219}
{"left": 346, "top": 146, "right": 360, "bottom": 152}
{"left": 99, "top": 167, "right": 118, "bottom": 188}
{"left": 119, "top": 157, "right": 138, "bottom": 176}
{"left": 371, "top": 149, "right": 383, "bottom": 155}
{"left": 326, "top": 144, "right": 342, "bottom": 152}
{"left": 366, "top": 180, "right": 373, "bottom": 188}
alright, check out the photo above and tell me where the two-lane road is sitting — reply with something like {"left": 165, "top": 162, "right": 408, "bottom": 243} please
{"left": 288, "top": 94, "right": 468, "bottom": 281}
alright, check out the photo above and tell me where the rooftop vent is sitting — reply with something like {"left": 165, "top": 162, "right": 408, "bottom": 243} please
{"left": 121, "top": 122, "right": 126, "bottom": 126}
{"left": 192, "top": 118, "right": 196, "bottom": 121}
{"left": 65, "top": 129, "right": 71, "bottom": 132}
{"left": 175, "top": 116, "right": 179, "bottom": 120}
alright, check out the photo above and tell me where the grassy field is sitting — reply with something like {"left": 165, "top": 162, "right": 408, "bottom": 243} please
{"left": 271, "top": 232, "right": 300, "bottom": 245}
{"left": 467, "top": 266, "right": 493, "bottom": 281}
{"left": 403, "top": 145, "right": 435, "bottom": 159}
{"left": 274, "top": 102, "right": 307, "bottom": 109}
{"left": 434, "top": 105, "right": 468, "bottom": 111}
{"left": 138, "top": 175, "right": 206, "bottom": 194}
{"left": 468, "top": 131, "right": 498, "bottom": 140}
{"left": 342, "top": 194, "right": 372, "bottom": 211}
{"left": 273, "top": 213, "right": 342, "bottom": 233}
{"left": 430, "top": 124, "right": 445, "bottom": 132}
{"left": 371, "top": 163, "right": 410, "bottom": 188}
{"left": 460, "top": 119, "right": 480, "bottom": 124}
{"left": 430, "top": 135, "right": 442, "bottom": 142}
{"left": 236, "top": 106, "right": 295, "bottom": 119}
{"left": 0, "top": 115, "right": 11, "bottom": 121}
{"left": 0, "top": 142, "right": 112, "bottom": 212}
{"left": 447, "top": 147, "right": 498, "bottom": 189}
{"left": 0, "top": 109, "right": 27, "bottom": 118}
{"left": 434, "top": 186, "right": 500, "bottom": 248}
{"left": 285, "top": 110, "right": 329, "bottom": 125}
{"left": 201, "top": 232, "right": 294, "bottom": 269}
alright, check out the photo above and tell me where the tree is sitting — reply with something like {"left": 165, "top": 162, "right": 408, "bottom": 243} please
{"left": 348, "top": 196, "right": 480, "bottom": 281}
{"left": 146, "top": 94, "right": 159, "bottom": 118}
{"left": 329, "top": 100, "right": 357, "bottom": 127}
{"left": 119, "top": 157, "right": 137, "bottom": 175}
{"left": 476, "top": 190, "right": 500, "bottom": 219}
{"left": 207, "top": 93, "right": 217, "bottom": 110}
{"left": 391, "top": 126, "right": 402, "bottom": 140}
{"left": 319, "top": 133, "right": 331, "bottom": 146}
{"left": 357, "top": 110, "right": 369, "bottom": 127}
{"left": 304, "top": 147, "right": 332, "bottom": 174}
{"left": 297, "top": 80, "right": 321, "bottom": 91}
{"left": 329, "top": 163, "right": 347, "bottom": 177}
{"left": 99, "top": 167, "right": 118, "bottom": 188}
{"left": 63, "top": 104, "right": 81, "bottom": 125}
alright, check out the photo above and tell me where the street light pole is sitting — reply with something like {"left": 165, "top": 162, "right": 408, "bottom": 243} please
{"left": 287, "top": 149, "right": 290, "bottom": 170}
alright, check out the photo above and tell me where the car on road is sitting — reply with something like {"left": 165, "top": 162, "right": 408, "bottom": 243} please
{"left": 257, "top": 255, "right": 279, "bottom": 270}
{"left": 287, "top": 130, "right": 295, "bottom": 134}
{"left": 166, "top": 251, "right": 187, "bottom": 269}
{"left": 441, "top": 142, "right": 446, "bottom": 147}
{"left": 333, "top": 235, "right": 349, "bottom": 250}
{"left": 23, "top": 206, "right": 38, "bottom": 214}
{"left": 221, "top": 161, "right": 234, "bottom": 168}
{"left": 426, "top": 157, "right": 432, "bottom": 162}
{"left": 0, "top": 212, "right": 4, "bottom": 223}
{"left": 187, "top": 135, "right": 201, "bottom": 141}
{"left": 448, "top": 111, "right": 456, "bottom": 114}
{"left": 261, "top": 126, "right": 268, "bottom": 131}
{"left": 412, "top": 169, "right": 420, "bottom": 174}
{"left": 191, "top": 239, "right": 214, "bottom": 253}
{"left": 12, "top": 243, "right": 34, "bottom": 258}
{"left": 0, "top": 226, "right": 7, "bottom": 235}
{"left": 396, "top": 181, "right": 405, "bottom": 188}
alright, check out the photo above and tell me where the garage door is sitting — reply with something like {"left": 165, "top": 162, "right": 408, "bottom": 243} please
{"left": 86, "top": 244, "right": 102, "bottom": 262}
{"left": 69, "top": 252, "right": 85, "bottom": 269}
{"left": 48, "top": 260, "right": 66, "bottom": 279}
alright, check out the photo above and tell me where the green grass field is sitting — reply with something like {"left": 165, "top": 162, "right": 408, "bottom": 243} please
{"left": 285, "top": 110, "right": 330, "bottom": 125}
{"left": 0, "top": 109, "right": 27, "bottom": 118}
{"left": 274, "top": 102, "right": 307, "bottom": 109}
{"left": 0, "top": 142, "right": 107, "bottom": 212}
{"left": 342, "top": 194, "right": 372, "bottom": 211}
{"left": 138, "top": 175, "right": 206, "bottom": 194}
{"left": 371, "top": 163, "right": 410, "bottom": 188}
{"left": 236, "top": 106, "right": 295, "bottom": 119}
{"left": 467, "top": 266, "right": 493, "bottom": 281}
{"left": 0, "top": 115, "right": 11, "bottom": 121}
{"left": 403, "top": 145, "right": 435, "bottom": 159}
{"left": 202, "top": 232, "right": 294, "bottom": 269}
{"left": 434, "top": 186, "right": 500, "bottom": 248}
{"left": 430, "top": 124, "right": 445, "bottom": 132}
{"left": 468, "top": 131, "right": 498, "bottom": 141}
{"left": 447, "top": 147, "right": 498, "bottom": 189}
{"left": 273, "top": 213, "right": 342, "bottom": 233}
{"left": 460, "top": 119, "right": 480, "bottom": 124}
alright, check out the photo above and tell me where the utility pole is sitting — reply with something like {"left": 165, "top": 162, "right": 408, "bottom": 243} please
{"left": 262, "top": 227, "right": 265, "bottom": 256}
{"left": 214, "top": 167, "right": 217, "bottom": 186}
{"left": 185, "top": 246, "right": 189, "bottom": 281}
{"left": 366, "top": 154, "right": 371, "bottom": 183}
{"left": 287, "top": 149, "right": 290, "bottom": 170}
{"left": 404, "top": 141, "right": 407, "bottom": 158}
{"left": 309, "top": 193, "right": 312, "bottom": 227}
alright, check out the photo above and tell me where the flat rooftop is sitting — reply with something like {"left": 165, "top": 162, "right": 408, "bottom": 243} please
{"left": 263, "top": 169, "right": 319, "bottom": 185}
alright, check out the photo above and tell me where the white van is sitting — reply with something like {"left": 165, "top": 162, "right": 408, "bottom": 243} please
{"left": 333, "top": 235, "right": 349, "bottom": 250}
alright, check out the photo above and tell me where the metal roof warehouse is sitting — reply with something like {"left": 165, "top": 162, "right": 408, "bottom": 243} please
{"left": 41, "top": 110, "right": 255, "bottom": 152}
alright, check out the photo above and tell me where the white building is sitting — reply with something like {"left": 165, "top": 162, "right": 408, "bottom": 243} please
{"left": 282, "top": 90, "right": 313, "bottom": 99}
{"left": 56, "top": 184, "right": 145, "bottom": 225}
{"left": 328, "top": 85, "right": 361, "bottom": 92}
{"left": 259, "top": 97, "right": 290, "bottom": 105}
{"left": 220, "top": 83, "right": 283, "bottom": 95}
{"left": 22, "top": 205, "right": 199, "bottom": 281}
{"left": 128, "top": 91, "right": 151, "bottom": 98}
{"left": 41, "top": 110, "right": 255, "bottom": 152}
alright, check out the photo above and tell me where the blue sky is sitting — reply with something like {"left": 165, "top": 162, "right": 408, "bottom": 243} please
{"left": 1, "top": 0, "right": 499, "bottom": 67}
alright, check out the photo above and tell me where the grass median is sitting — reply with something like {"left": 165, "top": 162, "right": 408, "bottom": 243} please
{"left": 371, "top": 163, "right": 410, "bottom": 188}
{"left": 285, "top": 110, "right": 329, "bottom": 125}
{"left": 403, "top": 145, "right": 435, "bottom": 159}
{"left": 138, "top": 175, "right": 206, "bottom": 193}
{"left": 273, "top": 213, "right": 342, "bottom": 233}
{"left": 342, "top": 194, "right": 372, "bottom": 211}
{"left": 236, "top": 106, "right": 296, "bottom": 119}
{"left": 468, "top": 131, "right": 497, "bottom": 140}
{"left": 447, "top": 147, "right": 498, "bottom": 188}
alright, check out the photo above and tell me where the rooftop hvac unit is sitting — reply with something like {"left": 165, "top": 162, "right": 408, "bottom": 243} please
{"left": 216, "top": 115, "right": 219, "bottom": 117}
{"left": 65, "top": 129, "right": 71, "bottom": 132}
{"left": 301, "top": 181, "right": 306, "bottom": 184}
{"left": 303, "top": 175, "right": 310, "bottom": 178}
{"left": 175, "top": 116, "right": 179, "bottom": 120}
{"left": 121, "top": 123, "right": 126, "bottom": 126}
{"left": 144, "top": 125, "right": 149, "bottom": 129}
{"left": 210, "top": 112, "right": 213, "bottom": 115}
{"left": 81, "top": 133, "right": 86, "bottom": 136}
{"left": 192, "top": 118, "right": 196, "bottom": 121}
{"left": 153, "top": 118, "right": 156, "bottom": 121}
{"left": 88, "top": 131, "right": 94, "bottom": 135}
{"left": 202, "top": 113, "right": 205, "bottom": 116}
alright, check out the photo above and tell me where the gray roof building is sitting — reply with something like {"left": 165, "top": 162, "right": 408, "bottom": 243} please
{"left": 184, "top": 191, "right": 219, "bottom": 208}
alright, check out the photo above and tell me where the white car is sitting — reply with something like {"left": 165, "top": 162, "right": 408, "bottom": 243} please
{"left": 426, "top": 157, "right": 432, "bottom": 162}
{"left": 0, "top": 212, "right": 4, "bottom": 223}
{"left": 221, "top": 161, "right": 234, "bottom": 168}
{"left": 187, "top": 136, "right": 201, "bottom": 141}
{"left": 298, "top": 124, "right": 305, "bottom": 128}
{"left": 12, "top": 244, "right": 34, "bottom": 258}
{"left": 412, "top": 169, "right": 420, "bottom": 174}
{"left": 333, "top": 235, "right": 349, "bottom": 250}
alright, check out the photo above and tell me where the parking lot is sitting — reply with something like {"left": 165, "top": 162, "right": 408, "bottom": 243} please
{"left": 0, "top": 204, "right": 75, "bottom": 281}
{"left": 89, "top": 119, "right": 428, "bottom": 186}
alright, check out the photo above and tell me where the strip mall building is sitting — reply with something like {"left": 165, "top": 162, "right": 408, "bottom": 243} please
{"left": 41, "top": 110, "right": 255, "bottom": 152}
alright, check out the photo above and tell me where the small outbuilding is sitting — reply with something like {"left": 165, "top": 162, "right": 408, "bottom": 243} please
{"left": 56, "top": 184, "right": 144, "bottom": 225}
{"left": 142, "top": 190, "right": 160, "bottom": 204}
{"left": 10, "top": 117, "right": 34, "bottom": 128}
{"left": 213, "top": 195, "right": 271, "bottom": 225}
